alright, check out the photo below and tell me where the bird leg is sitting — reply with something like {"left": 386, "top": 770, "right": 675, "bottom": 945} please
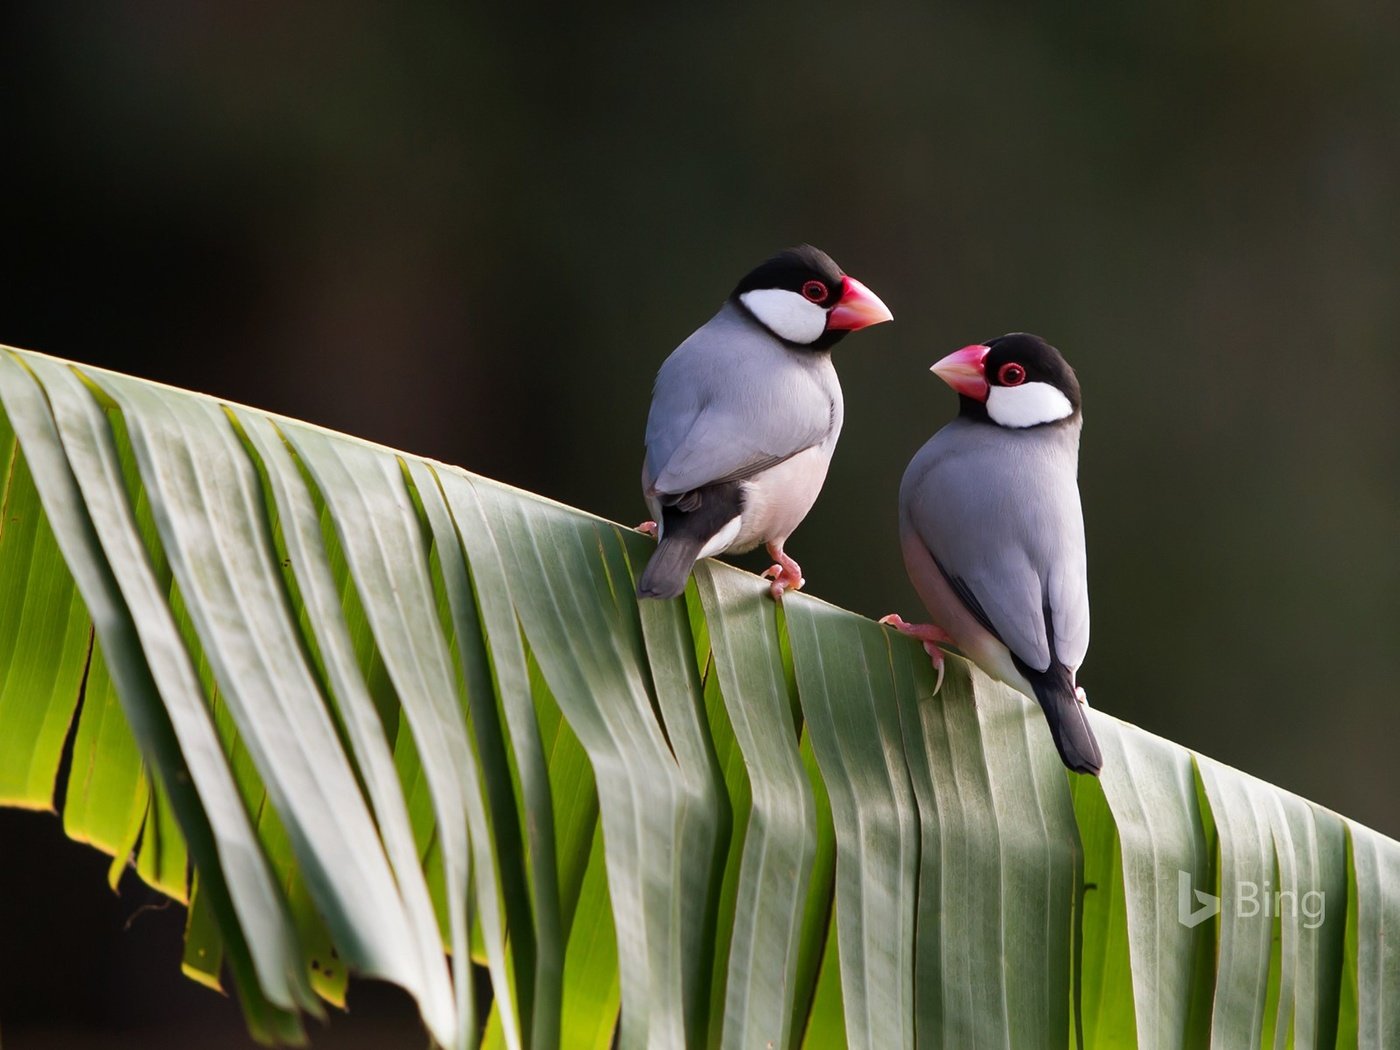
{"left": 634, "top": 520, "right": 658, "bottom": 537}
{"left": 879, "top": 613, "right": 953, "bottom": 694}
{"left": 760, "top": 542, "right": 804, "bottom": 600}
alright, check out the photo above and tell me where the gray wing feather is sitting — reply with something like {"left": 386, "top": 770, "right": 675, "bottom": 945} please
{"left": 901, "top": 419, "right": 1089, "bottom": 672}
{"left": 937, "top": 558, "right": 999, "bottom": 640}
{"left": 645, "top": 305, "right": 837, "bottom": 498}
{"left": 650, "top": 408, "right": 817, "bottom": 495}
{"left": 1048, "top": 560, "right": 1090, "bottom": 668}
{"left": 959, "top": 549, "right": 1051, "bottom": 669}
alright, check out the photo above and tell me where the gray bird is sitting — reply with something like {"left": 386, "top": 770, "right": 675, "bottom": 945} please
{"left": 636, "top": 246, "right": 892, "bottom": 600}
{"left": 883, "top": 333, "right": 1102, "bottom": 775}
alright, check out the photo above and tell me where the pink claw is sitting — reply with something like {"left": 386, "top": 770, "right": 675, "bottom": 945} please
{"left": 761, "top": 543, "right": 804, "bottom": 600}
{"left": 635, "top": 520, "right": 658, "bottom": 537}
{"left": 879, "top": 613, "right": 953, "bottom": 695}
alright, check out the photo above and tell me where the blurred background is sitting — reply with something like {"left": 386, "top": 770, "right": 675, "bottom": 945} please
{"left": 2, "top": 3, "right": 1397, "bottom": 1045}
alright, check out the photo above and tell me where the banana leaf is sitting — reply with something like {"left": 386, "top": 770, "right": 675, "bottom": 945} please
{"left": 1, "top": 345, "right": 1396, "bottom": 1048}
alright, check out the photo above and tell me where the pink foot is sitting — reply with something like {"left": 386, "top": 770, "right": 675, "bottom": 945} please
{"left": 760, "top": 543, "right": 804, "bottom": 600}
{"left": 635, "top": 520, "right": 658, "bottom": 537}
{"left": 879, "top": 613, "right": 953, "bottom": 694}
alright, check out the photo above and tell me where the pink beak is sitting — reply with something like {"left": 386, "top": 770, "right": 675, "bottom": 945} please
{"left": 931, "top": 344, "right": 991, "bottom": 401}
{"left": 826, "top": 275, "right": 894, "bottom": 331}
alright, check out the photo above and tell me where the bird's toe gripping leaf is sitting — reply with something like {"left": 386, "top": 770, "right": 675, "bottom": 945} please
{"left": 921, "top": 642, "right": 946, "bottom": 697}
{"left": 879, "top": 613, "right": 953, "bottom": 696}
{"left": 761, "top": 562, "right": 804, "bottom": 600}
{"left": 760, "top": 545, "right": 804, "bottom": 600}
{"left": 634, "top": 520, "right": 659, "bottom": 538}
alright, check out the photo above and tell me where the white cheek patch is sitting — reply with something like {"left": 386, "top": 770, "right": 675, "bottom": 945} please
{"left": 986, "top": 381, "right": 1074, "bottom": 428}
{"left": 739, "top": 288, "right": 827, "bottom": 345}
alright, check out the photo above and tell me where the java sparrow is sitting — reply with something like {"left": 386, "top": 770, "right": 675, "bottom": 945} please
{"left": 883, "top": 333, "right": 1103, "bottom": 775}
{"left": 636, "top": 245, "right": 893, "bottom": 600}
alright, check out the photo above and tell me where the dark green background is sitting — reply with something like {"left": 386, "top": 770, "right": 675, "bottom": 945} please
{"left": 2, "top": 4, "right": 1396, "bottom": 1045}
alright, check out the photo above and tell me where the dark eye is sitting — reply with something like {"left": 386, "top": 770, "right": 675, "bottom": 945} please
{"left": 997, "top": 362, "right": 1026, "bottom": 386}
{"left": 801, "top": 280, "right": 828, "bottom": 303}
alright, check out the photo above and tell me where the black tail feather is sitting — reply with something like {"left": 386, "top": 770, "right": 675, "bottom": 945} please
{"left": 1024, "top": 661, "right": 1102, "bottom": 775}
{"left": 636, "top": 536, "right": 704, "bottom": 599}
{"left": 637, "top": 480, "right": 744, "bottom": 600}
{"left": 1011, "top": 604, "right": 1102, "bottom": 775}
{"left": 1036, "top": 678, "right": 1102, "bottom": 775}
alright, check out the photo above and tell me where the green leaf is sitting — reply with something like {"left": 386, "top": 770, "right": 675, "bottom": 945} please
{"left": 789, "top": 727, "right": 836, "bottom": 1046}
{"left": 92, "top": 370, "right": 440, "bottom": 1024}
{"left": 1093, "top": 719, "right": 1214, "bottom": 1048}
{"left": 631, "top": 556, "right": 728, "bottom": 1049}
{"left": 0, "top": 424, "right": 90, "bottom": 809}
{"left": 0, "top": 349, "right": 316, "bottom": 1038}
{"left": 1072, "top": 772, "right": 1138, "bottom": 1048}
{"left": 558, "top": 823, "right": 621, "bottom": 1049}
{"left": 3, "top": 344, "right": 1398, "bottom": 1050}
{"left": 693, "top": 563, "right": 816, "bottom": 1050}
{"left": 135, "top": 772, "right": 190, "bottom": 903}
{"left": 1196, "top": 755, "right": 1282, "bottom": 1042}
{"left": 886, "top": 644, "right": 1078, "bottom": 1048}
{"left": 236, "top": 413, "right": 455, "bottom": 1035}
{"left": 785, "top": 596, "right": 917, "bottom": 1050}
{"left": 63, "top": 640, "right": 150, "bottom": 889}
{"left": 282, "top": 423, "right": 487, "bottom": 1048}
{"left": 691, "top": 596, "right": 752, "bottom": 1050}
{"left": 1342, "top": 822, "right": 1400, "bottom": 1047}
{"left": 467, "top": 475, "right": 710, "bottom": 1050}
{"left": 800, "top": 908, "right": 846, "bottom": 1050}
{"left": 412, "top": 461, "right": 550, "bottom": 1047}
{"left": 182, "top": 870, "right": 226, "bottom": 990}
{"left": 431, "top": 465, "right": 567, "bottom": 1050}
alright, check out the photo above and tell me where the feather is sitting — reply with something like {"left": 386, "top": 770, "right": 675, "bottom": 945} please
{"left": 900, "top": 415, "right": 1088, "bottom": 674}
{"left": 643, "top": 302, "right": 841, "bottom": 499}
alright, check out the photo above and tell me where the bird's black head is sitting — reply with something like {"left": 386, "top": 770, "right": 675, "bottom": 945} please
{"left": 985, "top": 333, "right": 1082, "bottom": 410}
{"left": 733, "top": 245, "right": 845, "bottom": 301}
{"left": 729, "top": 245, "right": 892, "bottom": 351}
{"left": 931, "top": 332, "right": 1082, "bottom": 428}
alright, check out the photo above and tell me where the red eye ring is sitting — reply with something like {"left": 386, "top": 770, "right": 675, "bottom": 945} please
{"left": 997, "top": 362, "right": 1027, "bottom": 386}
{"left": 801, "top": 280, "right": 828, "bottom": 303}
